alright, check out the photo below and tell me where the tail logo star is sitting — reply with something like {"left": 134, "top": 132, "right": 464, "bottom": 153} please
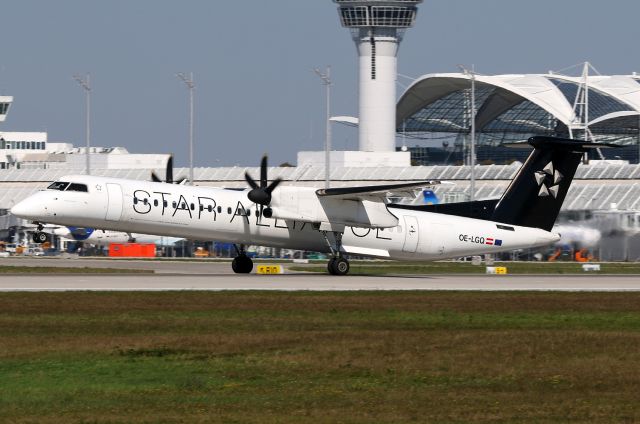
{"left": 535, "top": 162, "right": 563, "bottom": 198}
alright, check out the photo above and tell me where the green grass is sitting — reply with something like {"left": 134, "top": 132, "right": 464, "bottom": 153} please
{"left": 1, "top": 291, "right": 640, "bottom": 422}
{"left": 0, "top": 265, "right": 153, "bottom": 274}
{"left": 290, "top": 261, "right": 640, "bottom": 275}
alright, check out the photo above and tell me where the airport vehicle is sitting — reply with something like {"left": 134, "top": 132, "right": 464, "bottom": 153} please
{"left": 11, "top": 137, "right": 612, "bottom": 275}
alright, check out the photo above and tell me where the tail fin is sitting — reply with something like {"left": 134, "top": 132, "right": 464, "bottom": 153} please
{"left": 491, "top": 136, "right": 618, "bottom": 231}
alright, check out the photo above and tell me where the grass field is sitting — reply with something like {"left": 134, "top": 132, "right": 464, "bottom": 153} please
{"left": 290, "top": 261, "right": 640, "bottom": 275}
{"left": 0, "top": 265, "right": 153, "bottom": 274}
{"left": 1, "top": 291, "right": 640, "bottom": 423}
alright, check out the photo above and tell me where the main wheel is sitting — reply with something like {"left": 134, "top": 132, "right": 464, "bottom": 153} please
{"left": 232, "top": 255, "right": 253, "bottom": 274}
{"left": 327, "top": 258, "right": 337, "bottom": 275}
{"left": 328, "top": 257, "right": 350, "bottom": 276}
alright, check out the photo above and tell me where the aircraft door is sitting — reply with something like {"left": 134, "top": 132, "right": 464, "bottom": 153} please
{"left": 402, "top": 215, "right": 419, "bottom": 253}
{"left": 105, "top": 183, "right": 123, "bottom": 221}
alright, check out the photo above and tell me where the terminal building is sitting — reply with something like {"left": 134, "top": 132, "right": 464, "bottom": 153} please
{"left": 397, "top": 72, "right": 640, "bottom": 165}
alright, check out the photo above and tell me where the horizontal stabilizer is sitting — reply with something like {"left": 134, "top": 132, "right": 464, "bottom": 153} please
{"left": 505, "top": 136, "right": 621, "bottom": 151}
{"left": 316, "top": 181, "right": 439, "bottom": 201}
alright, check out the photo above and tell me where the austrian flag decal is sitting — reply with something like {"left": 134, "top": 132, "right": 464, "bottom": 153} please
{"left": 487, "top": 238, "right": 503, "bottom": 246}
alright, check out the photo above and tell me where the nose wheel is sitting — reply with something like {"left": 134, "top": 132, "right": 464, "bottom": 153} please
{"left": 32, "top": 231, "right": 47, "bottom": 244}
{"left": 232, "top": 244, "right": 253, "bottom": 274}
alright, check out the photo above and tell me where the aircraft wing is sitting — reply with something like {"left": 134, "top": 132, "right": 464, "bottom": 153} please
{"left": 270, "top": 182, "right": 440, "bottom": 229}
{"left": 315, "top": 181, "right": 439, "bottom": 201}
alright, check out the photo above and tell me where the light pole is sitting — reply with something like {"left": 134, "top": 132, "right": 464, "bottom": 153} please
{"left": 177, "top": 72, "right": 195, "bottom": 185}
{"left": 458, "top": 64, "right": 476, "bottom": 201}
{"left": 73, "top": 73, "right": 91, "bottom": 175}
{"left": 314, "top": 66, "right": 332, "bottom": 189}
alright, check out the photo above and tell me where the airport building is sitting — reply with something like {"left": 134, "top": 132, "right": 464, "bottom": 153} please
{"left": 397, "top": 72, "right": 640, "bottom": 165}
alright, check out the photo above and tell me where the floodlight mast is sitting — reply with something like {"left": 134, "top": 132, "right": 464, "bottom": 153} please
{"left": 177, "top": 72, "right": 195, "bottom": 185}
{"left": 73, "top": 73, "right": 91, "bottom": 175}
{"left": 457, "top": 64, "right": 476, "bottom": 202}
{"left": 333, "top": 0, "right": 423, "bottom": 153}
{"left": 314, "top": 66, "right": 332, "bottom": 189}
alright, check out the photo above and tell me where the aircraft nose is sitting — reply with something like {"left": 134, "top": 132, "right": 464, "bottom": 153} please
{"left": 11, "top": 197, "right": 42, "bottom": 220}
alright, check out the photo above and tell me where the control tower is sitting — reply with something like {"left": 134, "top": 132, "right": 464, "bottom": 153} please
{"left": 334, "top": 0, "right": 423, "bottom": 153}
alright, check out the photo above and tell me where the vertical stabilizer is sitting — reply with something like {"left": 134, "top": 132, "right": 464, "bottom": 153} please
{"left": 492, "top": 136, "right": 616, "bottom": 231}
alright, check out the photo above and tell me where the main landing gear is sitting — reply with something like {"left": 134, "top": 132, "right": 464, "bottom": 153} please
{"left": 322, "top": 230, "right": 350, "bottom": 276}
{"left": 32, "top": 223, "right": 47, "bottom": 244}
{"left": 232, "top": 244, "right": 253, "bottom": 274}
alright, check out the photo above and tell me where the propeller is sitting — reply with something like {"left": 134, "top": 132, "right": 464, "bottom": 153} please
{"left": 245, "top": 155, "right": 282, "bottom": 218}
{"left": 151, "top": 155, "right": 187, "bottom": 184}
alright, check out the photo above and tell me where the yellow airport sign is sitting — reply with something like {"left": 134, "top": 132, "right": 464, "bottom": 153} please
{"left": 256, "top": 265, "right": 284, "bottom": 275}
{"left": 486, "top": 266, "right": 508, "bottom": 275}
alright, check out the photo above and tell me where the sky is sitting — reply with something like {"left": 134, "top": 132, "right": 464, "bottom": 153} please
{"left": 1, "top": 0, "right": 639, "bottom": 167}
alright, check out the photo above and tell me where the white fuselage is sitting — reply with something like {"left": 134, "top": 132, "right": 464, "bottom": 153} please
{"left": 11, "top": 175, "right": 559, "bottom": 260}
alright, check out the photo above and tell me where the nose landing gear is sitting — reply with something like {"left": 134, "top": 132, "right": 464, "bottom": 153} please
{"left": 232, "top": 244, "right": 253, "bottom": 274}
{"left": 32, "top": 223, "right": 47, "bottom": 244}
{"left": 32, "top": 232, "right": 47, "bottom": 244}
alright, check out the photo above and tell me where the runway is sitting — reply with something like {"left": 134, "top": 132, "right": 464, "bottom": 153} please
{"left": 1, "top": 257, "right": 639, "bottom": 291}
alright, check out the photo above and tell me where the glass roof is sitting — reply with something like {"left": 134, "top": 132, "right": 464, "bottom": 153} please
{"left": 547, "top": 78, "right": 633, "bottom": 121}
{"left": 483, "top": 100, "right": 558, "bottom": 134}
{"left": 399, "top": 76, "right": 640, "bottom": 147}
{"left": 403, "top": 86, "right": 495, "bottom": 133}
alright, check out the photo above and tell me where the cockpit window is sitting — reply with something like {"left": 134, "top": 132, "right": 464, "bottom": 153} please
{"left": 47, "top": 181, "right": 69, "bottom": 191}
{"left": 67, "top": 183, "right": 88, "bottom": 192}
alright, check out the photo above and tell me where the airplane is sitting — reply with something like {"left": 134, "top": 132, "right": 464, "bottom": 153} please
{"left": 10, "top": 136, "right": 616, "bottom": 275}
{"left": 35, "top": 225, "right": 184, "bottom": 247}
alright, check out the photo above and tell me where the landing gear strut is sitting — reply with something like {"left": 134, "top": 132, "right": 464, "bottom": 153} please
{"left": 322, "top": 231, "right": 350, "bottom": 276}
{"left": 232, "top": 244, "right": 253, "bottom": 274}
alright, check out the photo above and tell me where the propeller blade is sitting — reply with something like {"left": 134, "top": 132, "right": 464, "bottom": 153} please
{"left": 245, "top": 172, "right": 259, "bottom": 190}
{"left": 266, "top": 178, "right": 282, "bottom": 194}
{"left": 151, "top": 172, "right": 162, "bottom": 183}
{"left": 166, "top": 156, "right": 174, "bottom": 184}
{"left": 260, "top": 156, "right": 268, "bottom": 189}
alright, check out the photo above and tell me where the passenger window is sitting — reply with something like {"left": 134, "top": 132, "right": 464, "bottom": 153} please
{"left": 47, "top": 181, "right": 69, "bottom": 191}
{"left": 154, "top": 199, "right": 159, "bottom": 207}
{"left": 217, "top": 206, "right": 222, "bottom": 213}
{"left": 66, "top": 183, "right": 88, "bottom": 192}
{"left": 172, "top": 201, "right": 177, "bottom": 208}
{"left": 190, "top": 203, "right": 195, "bottom": 211}
{"left": 143, "top": 198, "right": 148, "bottom": 205}
{"left": 199, "top": 205, "right": 204, "bottom": 212}
{"left": 163, "top": 200, "right": 168, "bottom": 207}
{"left": 207, "top": 205, "right": 213, "bottom": 213}
{"left": 133, "top": 198, "right": 138, "bottom": 205}
{"left": 227, "top": 207, "right": 232, "bottom": 214}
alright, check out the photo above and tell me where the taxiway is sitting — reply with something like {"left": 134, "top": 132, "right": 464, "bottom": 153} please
{"left": 0, "top": 257, "right": 638, "bottom": 291}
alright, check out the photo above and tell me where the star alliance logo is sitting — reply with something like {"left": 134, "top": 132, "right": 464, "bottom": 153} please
{"left": 535, "top": 162, "right": 563, "bottom": 198}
